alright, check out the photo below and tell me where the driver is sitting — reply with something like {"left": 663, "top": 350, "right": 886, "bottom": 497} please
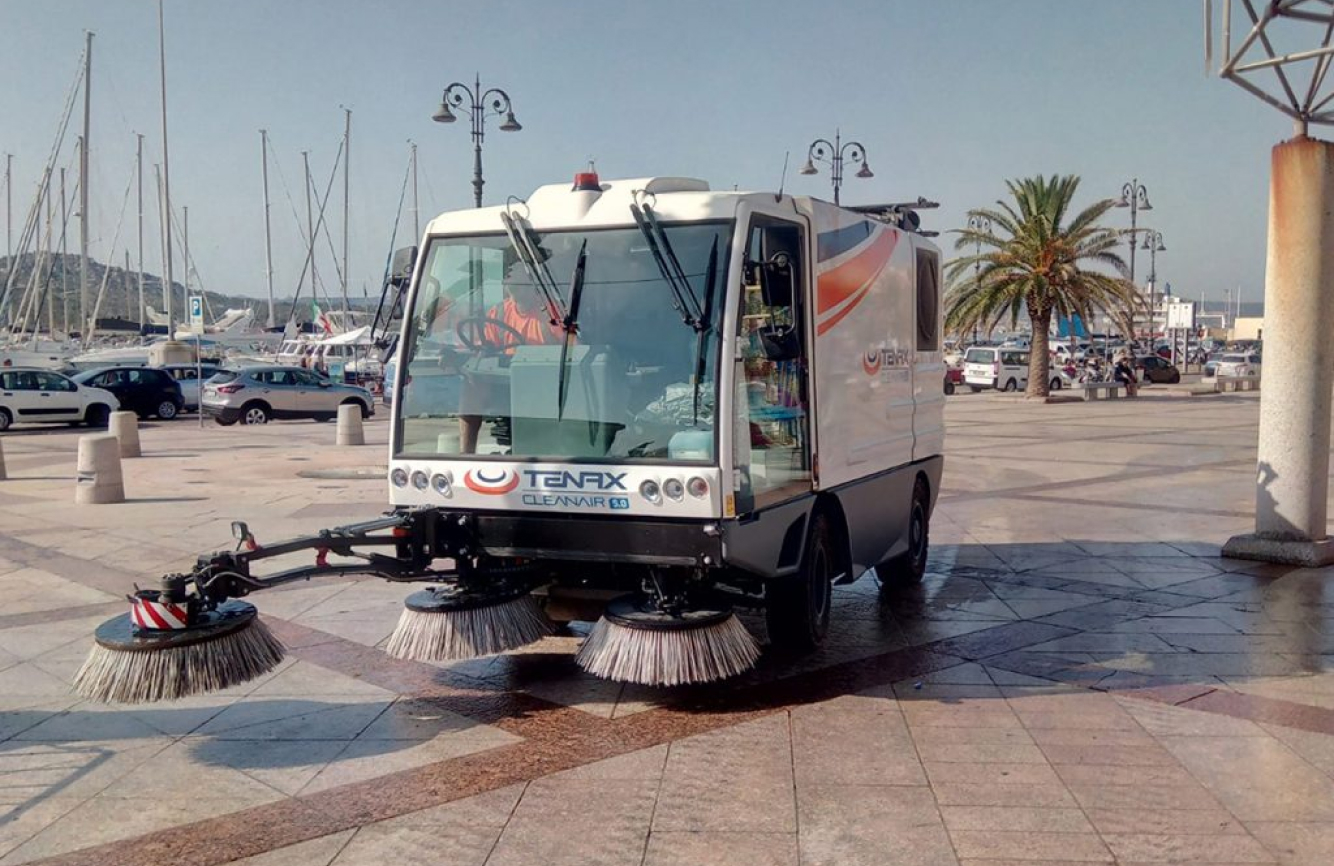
{"left": 483, "top": 268, "right": 563, "bottom": 352}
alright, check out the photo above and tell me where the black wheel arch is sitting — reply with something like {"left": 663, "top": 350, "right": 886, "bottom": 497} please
{"left": 808, "top": 492, "right": 852, "bottom": 582}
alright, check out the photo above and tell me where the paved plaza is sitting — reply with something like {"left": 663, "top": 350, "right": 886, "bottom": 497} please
{"left": 1, "top": 391, "right": 1334, "bottom": 864}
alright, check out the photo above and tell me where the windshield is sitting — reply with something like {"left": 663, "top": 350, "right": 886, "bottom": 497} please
{"left": 395, "top": 222, "right": 730, "bottom": 462}
{"left": 964, "top": 348, "right": 994, "bottom": 364}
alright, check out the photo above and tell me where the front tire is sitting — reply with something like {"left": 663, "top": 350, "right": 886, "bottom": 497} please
{"left": 214, "top": 416, "right": 237, "bottom": 427}
{"left": 0, "top": 408, "right": 11, "bottom": 432}
{"left": 880, "top": 477, "right": 931, "bottom": 585}
{"left": 1050, "top": 378, "right": 1062, "bottom": 391}
{"left": 1003, "top": 378, "right": 1018, "bottom": 392}
{"left": 766, "top": 513, "right": 835, "bottom": 652}
{"left": 156, "top": 400, "right": 179, "bottom": 420}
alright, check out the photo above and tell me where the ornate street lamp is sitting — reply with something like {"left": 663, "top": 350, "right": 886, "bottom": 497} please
{"left": 1114, "top": 179, "right": 1153, "bottom": 338}
{"left": 1141, "top": 229, "right": 1166, "bottom": 338}
{"left": 799, "top": 130, "right": 872, "bottom": 206}
{"left": 432, "top": 74, "right": 522, "bottom": 208}
{"left": 966, "top": 214, "right": 992, "bottom": 344}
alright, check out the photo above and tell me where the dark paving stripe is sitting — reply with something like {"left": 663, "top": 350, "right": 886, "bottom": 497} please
{"left": 998, "top": 492, "right": 1254, "bottom": 520}
{"left": 940, "top": 457, "right": 1253, "bottom": 504}
{"left": 0, "top": 601, "right": 125, "bottom": 631}
{"left": 1121, "top": 684, "right": 1334, "bottom": 736}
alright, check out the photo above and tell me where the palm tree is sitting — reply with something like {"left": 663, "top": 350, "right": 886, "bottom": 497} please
{"left": 946, "top": 175, "right": 1139, "bottom": 399}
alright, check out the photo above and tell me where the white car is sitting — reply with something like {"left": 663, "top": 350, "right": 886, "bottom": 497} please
{"left": 0, "top": 367, "right": 119, "bottom": 431}
{"left": 1213, "top": 353, "right": 1261, "bottom": 379}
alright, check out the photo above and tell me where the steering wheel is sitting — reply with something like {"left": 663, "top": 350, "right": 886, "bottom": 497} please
{"left": 455, "top": 316, "right": 528, "bottom": 352}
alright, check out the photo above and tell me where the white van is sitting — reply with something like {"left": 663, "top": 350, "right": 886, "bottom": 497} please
{"left": 963, "top": 346, "right": 1029, "bottom": 392}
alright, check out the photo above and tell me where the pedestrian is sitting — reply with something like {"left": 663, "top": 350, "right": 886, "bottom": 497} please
{"left": 1113, "top": 354, "right": 1138, "bottom": 396}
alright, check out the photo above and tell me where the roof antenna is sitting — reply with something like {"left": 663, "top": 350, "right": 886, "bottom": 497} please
{"left": 775, "top": 151, "right": 789, "bottom": 202}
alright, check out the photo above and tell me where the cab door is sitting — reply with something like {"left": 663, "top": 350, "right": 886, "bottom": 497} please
{"left": 291, "top": 368, "right": 336, "bottom": 413}
{"left": 0, "top": 370, "right": 44, "bottom": 420}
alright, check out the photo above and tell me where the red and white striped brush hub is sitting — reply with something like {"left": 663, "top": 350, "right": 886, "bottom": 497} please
{"left": 130, "top": 597, "right": 190, "bottom": 631}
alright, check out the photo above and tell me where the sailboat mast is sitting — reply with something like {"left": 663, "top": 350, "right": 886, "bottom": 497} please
{"left": 260, "top": 129, "right": 274, "bottom": 328}
{"left": 158, "top": 0, "right": 174, "bottom": 334}
{"left": 79, "top": 30, "right": 92, "bottom": 337}
{"left": 136, "top": 133, "right": 143, "bottom": 327}
{"left": 155, "top": 163, "right": 167, "bottom": 324}
{"left": 304, "top": 150, "right": 316, "bottom": 313}
{"left": 183, "top": 205, "right": 189, "bottom": 303}
{"left": 4, "top": 153, "right": 11, "bottom": 261}
{"left": 59, "top": 167, "right": 68, "bottom": 334}
{"left": 342, "top": 107, "right": 350, "bottom": 322}
{"left": 410, "top": 141, "right": 419, "bottom": 241}
{"left": 46, "top": 184, "right": 55, "bottom": 336}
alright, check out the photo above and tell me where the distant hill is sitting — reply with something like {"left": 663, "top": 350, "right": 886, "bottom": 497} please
{"left": 0, "top": 253, "right": 375, "bottom": 328}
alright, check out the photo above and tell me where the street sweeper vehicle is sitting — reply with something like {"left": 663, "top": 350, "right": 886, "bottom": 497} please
{"left": 75, "top": 172, "right": 945, "bottom": 702}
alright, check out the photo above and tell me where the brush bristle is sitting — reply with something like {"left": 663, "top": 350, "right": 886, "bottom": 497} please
{"left": 72, "top": 616, "right": 286, "bottom": 704}
{"left": 575, "top": 614, "right": 760, "bottom": 686}
{"left": 384, "top": 593, "right": 551, "bottom": 661}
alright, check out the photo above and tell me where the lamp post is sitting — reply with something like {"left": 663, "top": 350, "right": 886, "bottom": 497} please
{"left": 1114, "top": 179, "right": 1152, "bottom": 340}
{"left": 431, "top": 74, "right": 522, "bottom": 209}
{"left": 966, "top": 214, "right": 991, "bottom": 344}
{"left": 1141, "top": 229, "right": 1166, "bottom": 340}
{"left": 799, "top": 130, "right": 873, "bottom": 206}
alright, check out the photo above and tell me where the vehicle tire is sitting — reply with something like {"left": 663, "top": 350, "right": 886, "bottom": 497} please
{"left": 156, "top": 399, "right": 179, "bottom": 420}
{"left": 314, "top": 415, "right": 333, "bottom": 423}
{"left": 880, "top": 476, "right": 931, "bottom": 585}
{"left": 214, "top": 416, "right": 237, "bottom": 427}
{"left": 766, "top": 513, "right": 835, "bottom": 652}
{"left": 84, "top": 404, "right": 110, "bottom": 428}
{"left": 1049, "top": 377, "right": 1062, "bottom": 391}
{"left": 240, "top": 402, "right": 270, "bottom": 425}
{"left": 944, "top": 380, "right": 955, "bottom": 396}
{"left": 0, "top": 408, "right": 11, "bottom": 432}
{"left": 969, "top": 385, "right": 983, "bottom": 393}
{"left": 1170, "top": 372, "right": 1181, "bottom": 384}
{"left": 1003, "top": 378, "right": 1018, "bottom": 392}
{"left": 342, "top": 398, "right": 371, "bottom": 419}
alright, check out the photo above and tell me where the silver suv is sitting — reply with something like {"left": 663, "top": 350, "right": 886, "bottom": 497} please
{"left": 201, "top": 365, "right": 374, "bottom": 426}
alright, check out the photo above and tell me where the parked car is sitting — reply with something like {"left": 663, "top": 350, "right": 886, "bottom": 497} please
{"left": 71, "top": 366, "right": 184, "bottom": 419}
{"left": 944, "top": 366, "right": 963, "bottom": 395}
{"left": 158, "top": 363, "right": 226, "bottom": 410}
{"left": 201, "top": 365, "right": 375, "bottom": 426}
{"left": 1135, "top": 355, "right": 1182, "bottom": 384}
{"left": 963, "top": 346, "right": 1029, "bottom": 391}
{"left": 0, "top": 367, "right": 119, "bottom": 431}
{"left": 1213, "top": 353, "right": 1262, "bottom": 379}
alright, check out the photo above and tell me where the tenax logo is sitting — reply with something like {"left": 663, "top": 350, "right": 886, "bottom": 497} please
{"left": 462, "top": 468, "right": 520, "bottom": 495}
{"left": 861, "top": 346, "right": 913, "bottom": 376}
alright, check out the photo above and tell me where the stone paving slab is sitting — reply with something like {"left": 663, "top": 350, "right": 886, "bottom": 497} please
{"left": 0, "top": 395, "right": 1333, "bottom": 863}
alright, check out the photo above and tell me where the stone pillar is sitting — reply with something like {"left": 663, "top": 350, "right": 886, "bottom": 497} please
{"left": 335, "top": 403, "right": 365, "bottom": 446}
{"left": 75, "top": 433, "right": 125, "bottom": 505}
{"left": 1224, "top": 137, "right": 1334, "bottom": 566}
{"left": 109, "top": 411, "right": 141, "bottom": 458}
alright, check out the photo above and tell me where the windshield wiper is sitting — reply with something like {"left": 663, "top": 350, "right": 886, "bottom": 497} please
{"left": 499, "top": 210, "right": 567, "bottom": 327}
{"left": 691, "top": 236, "right": 719, "bottom": 425}
{"left": 556, "top": 238, "right": 589, "bottom": 422}
{"left": 630, "top": 201, "right": 706, "bottom": 331}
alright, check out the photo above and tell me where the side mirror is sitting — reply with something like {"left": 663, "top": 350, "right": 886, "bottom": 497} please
{"left": 390, "top": 246, "right": 418, "bottom": 287}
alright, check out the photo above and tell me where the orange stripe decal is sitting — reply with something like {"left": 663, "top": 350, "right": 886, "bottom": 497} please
{"left": 816, "top": 230, "right": 898, "bottom": 316}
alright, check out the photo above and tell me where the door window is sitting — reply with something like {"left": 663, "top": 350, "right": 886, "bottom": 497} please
{"left": 34, "top": 372, "right": 75, "bottom": 391}
{"left": 734, "top": 216, "right": 810, "bottom": 511}
{"left": 292, "top": 369, "right": 323, "bottom": 386}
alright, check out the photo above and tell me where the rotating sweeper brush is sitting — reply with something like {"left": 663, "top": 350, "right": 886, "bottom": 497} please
{"left": 72, "top": 512, "right": 551, "bottom": 704}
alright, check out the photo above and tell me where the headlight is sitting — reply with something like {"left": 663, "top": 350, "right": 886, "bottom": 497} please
{"left": 640, "top": 480, "right": 662, "bottom": 503}
{"left": 663, "top": 478, "right": 685, "bottom": 501}
{"left": 687, "top": 476, "right": 709, "bottom": 498}
{"left": 431, "top": 473, "right": 452, "bottom": 495}
{"left": 411, "top": 470, "right": 430, "bottom": 491}
{"left": 391, "top": 468, "right": 409, "bottom": 488}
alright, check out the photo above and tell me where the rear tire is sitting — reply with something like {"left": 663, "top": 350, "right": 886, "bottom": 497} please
{"left": 1170, "top": 372, "right": 1181, "bottom": 384}
{"left": 1003, "top": 378, "right": 1018, "bottom": 392}
{"left": 944, "top": 380, "right": 955, "bottom": 396}
{"left": 1049, "top": 378, "right": 1062, "bottom": 391}
{"left": 766, "top": 513, "right": 835, "bottom": 652}
{"left": 84, "top": 404, "right": 110, "bottom": 428}
{"left": 156, "top": 400, "right": 179, "bottom": 420}
{"left": 880, "top": 476, "right": 931, "bottom": 585}
{"left": 241, "top": 403, "right": 270, "bottom": 425}
{"left": 214, "top": 416, "right": 237, "bottom": 427}
{"left": 0, "top": 408, "right": 11, "bottom": 432}
{"left": 969, "top": 385, "right": 982, "bottom": 393}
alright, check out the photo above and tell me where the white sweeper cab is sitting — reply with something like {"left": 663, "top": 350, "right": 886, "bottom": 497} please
{"left": 74, "top": 172, "right": 945, "bottom": 702}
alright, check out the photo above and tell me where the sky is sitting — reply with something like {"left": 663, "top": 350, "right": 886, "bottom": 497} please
{"left": 0, "top": 0, "right": 1297, "bottom": 314}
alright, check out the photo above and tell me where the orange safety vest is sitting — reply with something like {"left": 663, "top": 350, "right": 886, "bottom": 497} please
{"left": 485, "top": 296, "right": 563, "bottom": 352}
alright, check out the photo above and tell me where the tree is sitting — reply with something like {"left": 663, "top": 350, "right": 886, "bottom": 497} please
{"left": 945, "top": 175, "right": 1139, "bottom": 399}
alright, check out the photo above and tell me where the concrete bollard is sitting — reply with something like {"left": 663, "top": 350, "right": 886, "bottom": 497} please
{"left": 109, "top": 411, "right": 141, "bottom": 458}
{"left": 75, "top": 434, "right": 124, "bottom": 505}
{"left": 336, "top": 403, "right": 365, "bottom": 446}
